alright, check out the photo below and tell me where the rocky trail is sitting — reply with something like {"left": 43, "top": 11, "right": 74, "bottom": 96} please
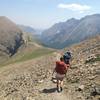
{"left": 0, "top": 35, "right": 100, "bottom": 100}
{"left": 0, "top": 53, "right": 73, "bottom": 100}
{"left": 35, "top": 77, "right": 71, "bottom": 100}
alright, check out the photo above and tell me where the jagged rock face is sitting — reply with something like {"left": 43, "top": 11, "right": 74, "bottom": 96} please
{"left": 0, "top": 16, "right": 24, "bottom": 56}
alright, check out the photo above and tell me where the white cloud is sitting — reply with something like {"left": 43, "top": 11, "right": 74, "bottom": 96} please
{"left": 58, "top": 3, "right": 91, "bottom": 13}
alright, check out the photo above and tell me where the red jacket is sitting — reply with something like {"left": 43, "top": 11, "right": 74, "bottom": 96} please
{"left": 55, "top": 61, "right": 70, "bottom": 74}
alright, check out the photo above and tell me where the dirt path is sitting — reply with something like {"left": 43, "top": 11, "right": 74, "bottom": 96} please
{"left": 0, "top": 54, "right": 72, "bottom": 100}
{"left": 33, "top": 75, "right": 72, "bottom": 100}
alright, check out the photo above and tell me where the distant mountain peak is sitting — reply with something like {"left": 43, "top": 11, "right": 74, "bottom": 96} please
{"left": 66, "top": 18, "right": 78, "bottom": 22}
{"left": 18, "top": 25, "right": 36, "bottom": 34}
{"left": 0, "top": 16, "right": 8, "bottom": 19}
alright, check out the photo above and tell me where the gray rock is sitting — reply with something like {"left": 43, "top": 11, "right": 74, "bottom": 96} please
{"left": 90, "top": 85, "right": 100, "bottom": 96}
{"left": 78, "top": 85, "right": 85, "bottom": 91}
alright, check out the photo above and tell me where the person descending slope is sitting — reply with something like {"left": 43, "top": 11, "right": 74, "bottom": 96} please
{"left": 52, "top": 56, "right": 70, "bottom": 92}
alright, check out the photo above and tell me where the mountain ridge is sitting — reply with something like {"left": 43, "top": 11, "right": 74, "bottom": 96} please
{"left": 18, "top": 25, "right": 36, "bottom": 34}
{"left": 41, "top": 14, "right": 100, "bottom": 49}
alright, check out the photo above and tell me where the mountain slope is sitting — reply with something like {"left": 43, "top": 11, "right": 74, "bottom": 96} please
{"left": 0, "top": 35, "right": 99, "bottom": 100}
{"left": 41, "top": 14, "right": 100, "bottom": 49}
{"left": 18, "top": 25, "right": 43, "bottom": 46}
{"left": 0, "top": 16, "right": 24, "bottom": 57}
{"left": 18, "top": 25, "right": 36, "bottom": 34}
{"left": 69, "top": 14, "right": 100, "bottom": 42}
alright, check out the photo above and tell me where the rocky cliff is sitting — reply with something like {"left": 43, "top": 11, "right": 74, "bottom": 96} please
{"left": 0, "top": 16, "right": 24, "bottom": 57}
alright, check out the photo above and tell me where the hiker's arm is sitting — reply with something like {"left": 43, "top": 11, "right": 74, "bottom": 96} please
{"left": 68, "top": 63, "right": 71, "bottom": 69}
{"left": 65, "top": 64, "right": 70, "bottom": 76}
{"left": 68, "top": 64, "right": 70, "bottom": 68}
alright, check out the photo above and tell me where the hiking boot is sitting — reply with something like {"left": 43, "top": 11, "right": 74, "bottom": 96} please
{"left": 60, "top": 87, "right": 63, "bottom": 92}
{"left": 57, "top": 87, "right": 61, "bottom": 92}
{"left": 57, "top": 85, "right": 62, "bottom": 93}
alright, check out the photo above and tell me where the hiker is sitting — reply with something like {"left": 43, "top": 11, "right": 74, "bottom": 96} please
{"left": 63, "top": 51, "right": 72, "bottom": 64}
{"left": 52, "top": 56, "right": 70, "bottom": 92}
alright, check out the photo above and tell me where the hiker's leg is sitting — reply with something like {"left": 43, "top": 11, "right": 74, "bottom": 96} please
{"left": 58, "top": 80, "right": 61, "bottom": 88}
{"left": 56, "top": 73, "right": 64, "bottom": 92}
{"left": 57, "top": 79, "right": 60, "bottom": 88}
{"left": 60, "top": 80, "right": 63, "bottom": 87}
{"left": 60, "top": 80, "right": 63, "bottom": 91}
{"left": 57, "top": 79, "right": 61, "bottom": 92}
{"left": 56, "top": 74, "right": 61, "bottom": 90}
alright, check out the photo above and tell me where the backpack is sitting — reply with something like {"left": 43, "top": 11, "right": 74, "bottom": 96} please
{"left": 55, "top": 61, "right": 69, "bottom": 74}
{"left": 63, "top": 52, "right": 71, "bottom": 64}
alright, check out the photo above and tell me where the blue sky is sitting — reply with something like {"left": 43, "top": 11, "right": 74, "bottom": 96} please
{"left": 0, "top": 0, "right": 100, "bottom": 29}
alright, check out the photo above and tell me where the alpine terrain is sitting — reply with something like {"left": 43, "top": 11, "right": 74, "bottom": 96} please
{"left": 41, "top": 14, "right": 100, "bottom": 49}
{"left": 0, "top": 35, "right": 99, "bottom": 100}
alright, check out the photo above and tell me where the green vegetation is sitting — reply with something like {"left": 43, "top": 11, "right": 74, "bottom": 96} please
{"left": 0, "top": 48, "right": 54, "bottom": 67}
{"left": 15, "top": 48, "right": 53, "bottom": 62}
{"left": 85, "top": 55, "right": 100, "bottom": 64}
{"left": 31, "top": 37, "right": 43, "bottom": 45}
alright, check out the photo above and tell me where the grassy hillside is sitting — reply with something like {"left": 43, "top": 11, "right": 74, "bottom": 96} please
{"left": 0, "top": 44, "right": 54, "bottom": 67}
